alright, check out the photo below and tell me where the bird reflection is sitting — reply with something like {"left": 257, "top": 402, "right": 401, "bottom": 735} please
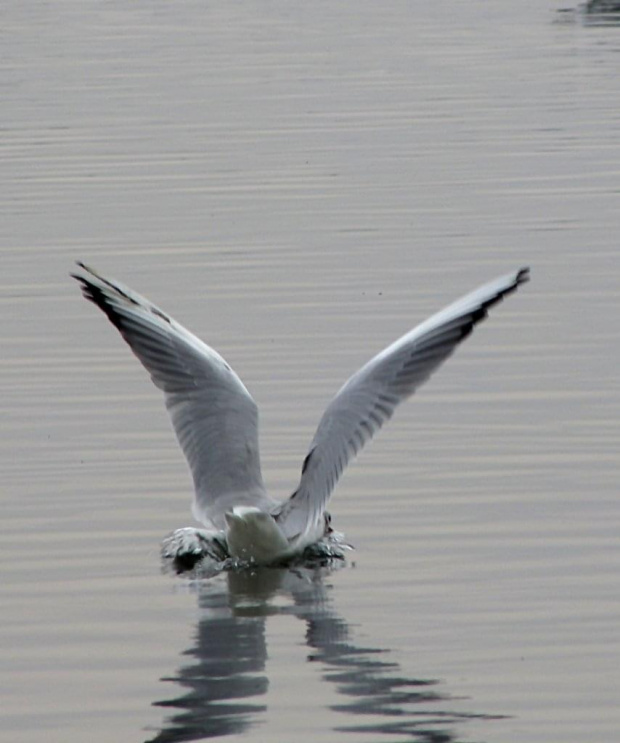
{"left": 145, "top": 568, "right": 501, "bottom": 742}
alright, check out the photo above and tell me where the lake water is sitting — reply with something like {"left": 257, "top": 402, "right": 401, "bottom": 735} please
{"left": 2, "top": 1, "right": 620, "bottom": 741}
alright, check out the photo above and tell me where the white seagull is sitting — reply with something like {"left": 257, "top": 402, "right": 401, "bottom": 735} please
{"left": 73, "top": 263, "right": 529, "bottom": 567}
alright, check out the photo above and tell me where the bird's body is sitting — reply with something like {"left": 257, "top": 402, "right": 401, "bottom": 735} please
{"left": 73, "top": 263, "right": 528, "bottom": 567}
{"left": 225, "top": 506, "right": 306, "bottom": 564}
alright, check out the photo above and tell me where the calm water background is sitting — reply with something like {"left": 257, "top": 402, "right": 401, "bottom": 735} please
{"left": 2, "top": 1, "right": 620, "bottom": 741}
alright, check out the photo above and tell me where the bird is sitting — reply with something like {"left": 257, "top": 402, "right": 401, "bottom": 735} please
{"left": 72, "top": 263, "right": 529, "bottom": 567}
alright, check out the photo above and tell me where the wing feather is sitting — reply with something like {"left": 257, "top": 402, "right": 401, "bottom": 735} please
{"left": 72, "top": 263, "right": 273, "bottom": 530}
{"left": 276, "top": 268, "right": 529, "bottom": 539}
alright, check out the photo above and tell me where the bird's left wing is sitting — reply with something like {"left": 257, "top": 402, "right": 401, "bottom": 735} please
{"left": 275, "top": 268, "right": 529, "bottom": 540}
{"left": 72, "top": 263, "right": 271, "bottom": 529}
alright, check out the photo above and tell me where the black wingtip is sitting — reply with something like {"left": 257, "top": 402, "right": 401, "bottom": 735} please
{"left": 516, "top": 267, "right": 530, "bottom": 285}
{"left": 70, "top": 264, "right": 127, "bottom": 332}
{"left": 458, "top": 266, "right": 530, "bottom": 337}
{"left": 72, "top": 260, "right": 88, "bottom": 274}
{"left": 70, "top": 261, "right": 93, "bottom": 284}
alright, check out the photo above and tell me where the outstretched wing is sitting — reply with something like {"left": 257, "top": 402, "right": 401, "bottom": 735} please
{"left": 72, "top": 263, "right": 272, "bottom": 530}
{"left": 276, "top": 267, "right": 529, "bottom": 539}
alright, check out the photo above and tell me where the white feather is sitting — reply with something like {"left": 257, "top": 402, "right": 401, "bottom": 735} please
{"left": 274, "top": 268, "right": 529, "bottom": 542}
{"left": 72, "top": 263, "right": 277, "bottom": 532}
{"left": 74, "top": 263, "right": 528, "bottom": 564}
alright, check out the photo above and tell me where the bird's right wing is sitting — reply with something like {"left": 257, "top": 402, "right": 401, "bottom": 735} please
{"left": 276, "top": 268, "right": 529, "bottom": 540}
{"left": 72, "top": 263, "right": 271, "bottom": 529}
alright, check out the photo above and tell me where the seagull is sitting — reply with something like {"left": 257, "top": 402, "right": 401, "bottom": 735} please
{"left": 72, "top": 263, "right": 529, "bottom": 566}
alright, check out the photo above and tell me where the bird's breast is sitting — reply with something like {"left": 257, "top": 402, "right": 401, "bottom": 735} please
{"left": 225, "top": 506, "right": 292, "bottom": 564}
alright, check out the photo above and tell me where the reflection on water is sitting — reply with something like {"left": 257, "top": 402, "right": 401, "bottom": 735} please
{"left": 557, "top": 0, "right": 620, "bottom": 24}
{"left": 146, "top": 568, "right": 502, "bottom": 743}
{"left": 584, "top": 0, "right": 620, "bottom": 12}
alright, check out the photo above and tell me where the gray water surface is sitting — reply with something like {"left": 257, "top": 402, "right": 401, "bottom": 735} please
{"left": 2, "top": 1, "right": 620, "bottom": 742}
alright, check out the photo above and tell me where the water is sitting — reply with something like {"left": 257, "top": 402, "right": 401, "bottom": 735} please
{"left": 2, "top": 1, "right": 620, "bottom": 741}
